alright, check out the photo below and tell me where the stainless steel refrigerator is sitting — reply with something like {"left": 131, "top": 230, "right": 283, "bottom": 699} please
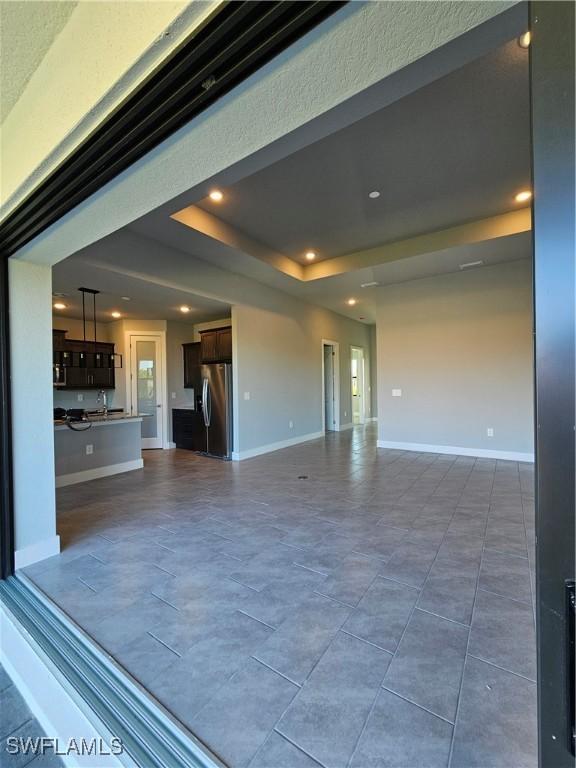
{"left": 200, "top": 363, "right": 232, "bottom": 459}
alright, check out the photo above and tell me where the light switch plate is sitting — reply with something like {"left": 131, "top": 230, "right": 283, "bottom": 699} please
{"left": 289, "top": 420, "right": 293, "bottom": 429}
{"left": 487, "top": 427, "right": 494, "bottom": 437}
{"left": 77, "top": 393, "right": 84, "bottom": 402}
{"left": 171, "top": 392, "right": 176, "bottom": 400}
{"left": 244, "top": 392, "right": 250, "bottom": 400}
{"left": 392, "top": 389, "right": 402, "bottom": 397}
{"left": 86, "top": 444, "right": 94, "bottom": 455}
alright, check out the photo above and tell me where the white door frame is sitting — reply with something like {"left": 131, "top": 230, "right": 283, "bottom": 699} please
{"left": 126, "top": 331, "right": 169, "bottom": 449}
{"left": 351, "top": 345, "right": 366, "bottom": 425}
{"left": 321, "top": 339, "right": 340, "bottom": 432}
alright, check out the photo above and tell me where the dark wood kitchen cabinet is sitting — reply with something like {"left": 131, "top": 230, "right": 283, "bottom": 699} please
{"left": 183, "top": 342, "right": 201, "bottom": 388}
{"left": 200, "top": 327, "right": 232, "bottom": 363}
{"left": 172, "top": 408, "right": 205, "bottom": 451}
{"left": 53, "top": 330, "right": 116, "bottom": 389}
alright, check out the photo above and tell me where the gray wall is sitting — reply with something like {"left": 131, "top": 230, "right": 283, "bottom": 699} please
{"left": 54, "top": 420, "right": 142, "bottom": 479}
{"left": 10, "top": 261, "right": 58, "bottom": 562}
{"left": 376, "top": 259, "right": 534, "bottom": 457}
{"left": 233, "top": 300, "right": 372, "bottom": 455}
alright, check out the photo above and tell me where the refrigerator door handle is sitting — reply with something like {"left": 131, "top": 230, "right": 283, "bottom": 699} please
{"left": 202, "top": 378, "right": 210, "bottom": 427}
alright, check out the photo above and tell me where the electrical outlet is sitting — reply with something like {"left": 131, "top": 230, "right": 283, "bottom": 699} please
{"left": 289, "top": 420, "right": 293, "bottom": 429}
{"left": 244, "top": 392, "right": 251, "bottom": 400}
{"left": 77, "top": 393, "right": 84, "bottom": 402}
{"left": 392, "top": 389, "right": 402, "bottom": 397}
{"left": 487, "top": 428, "right": 494, "bottom": 438}
{"left": 171, "top": 392, "right": 176, "bottom": 400}
{"left": 86, "top": 444, "right": 94, "bottom": 455}
{"left": 344, "top": 411, "right": 347, "bottom": 418}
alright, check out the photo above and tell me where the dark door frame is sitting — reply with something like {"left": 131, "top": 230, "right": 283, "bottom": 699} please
{"left": 530, "top": 2, "right": 575, "bottom": 765}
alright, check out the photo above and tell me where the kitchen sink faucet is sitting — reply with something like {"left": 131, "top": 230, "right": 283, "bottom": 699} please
{"left": 97, "top": 389, "right": 108, "bottom": 416}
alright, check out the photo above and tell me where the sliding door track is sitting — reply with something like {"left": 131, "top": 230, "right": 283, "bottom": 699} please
{"left": 0, "top": 575, "right": 224, "bottom": 768}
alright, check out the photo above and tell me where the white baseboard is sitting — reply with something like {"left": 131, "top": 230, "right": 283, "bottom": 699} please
{"left": 165, "top": 442, "right": 176, "bottom": 449}
{"left": 376, "top": 440, "right": 534, "bottom": 462}
{"left": 338, "top": 422, "right": 354, "bottom": 431}
{"left": 0, "top": 604, "right": 124, "bottom": 767}
{"left": 232, "top": 431, "right": 324, "bottom": 461}
{"left": 15, "top": 535, "right": 61, "bottom": 570}
{"left": 55, "top": 459, "right": 144, "bottom": 488}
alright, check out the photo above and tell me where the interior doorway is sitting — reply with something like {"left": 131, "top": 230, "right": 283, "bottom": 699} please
{"left": 322, "top": 340, "right": 340, "bottom": 432}
{"left": 128, "top": 333, "right": 166, "bottom": 449}
{"left": 351, "top": 346, "right": 365, "bottom": 425}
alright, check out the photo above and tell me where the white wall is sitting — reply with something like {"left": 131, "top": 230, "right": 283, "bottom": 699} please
{"left": 233, "top": 300, "right": 372, "bottom": 458}
{"left": 9, "top": 261, "right": 59, "bottom": 568}
{"left": 376, "top": 259, "right": 534, "bottom": 460}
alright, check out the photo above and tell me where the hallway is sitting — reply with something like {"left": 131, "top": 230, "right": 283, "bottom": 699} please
{"left": 24, "top": 426, "right": 537, "bottom": 768}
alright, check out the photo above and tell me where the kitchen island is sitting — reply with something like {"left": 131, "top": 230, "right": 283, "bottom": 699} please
{"left": 54, "top": 413, "right": 144, "bottom": 487}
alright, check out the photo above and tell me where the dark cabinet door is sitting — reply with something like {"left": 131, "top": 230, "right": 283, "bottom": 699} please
{"left": 200, "top": 331, "right": 218, "bottom": 362}
{"left": 172, "top": 409, "right": 205, "bottom": 451}
{"left": 200, "top": 328, "right": 232, "bottom": 363}
{"left": 183, "top": 342, "right": 201, "bottom": 388}
{"left": 65, "top": 367, "right": 89, "bottom": 389}
{"left": 217, "top": 328, "right": 232, "bottom": 362}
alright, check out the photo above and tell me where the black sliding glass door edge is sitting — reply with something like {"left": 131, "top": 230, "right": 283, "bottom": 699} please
{"left": 0, "top": 574, "right": 224, "bottom": 768}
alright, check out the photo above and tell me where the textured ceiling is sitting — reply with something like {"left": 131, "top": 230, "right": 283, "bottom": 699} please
{"left": 0, "top": 1, "right": 77, "bottom": 123}
{"left": 195, "top": 40, "right": 530, "bottom": 264}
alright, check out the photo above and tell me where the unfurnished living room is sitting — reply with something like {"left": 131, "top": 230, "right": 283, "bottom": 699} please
{"left": 0, "top": 3, "right": 574, "bottom": 768}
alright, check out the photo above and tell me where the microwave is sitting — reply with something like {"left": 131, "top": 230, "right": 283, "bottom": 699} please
{"left": 53, "top": 363, "right": 67, "bottom": 387}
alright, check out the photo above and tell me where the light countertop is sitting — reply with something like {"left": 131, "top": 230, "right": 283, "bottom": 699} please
{"left": 54, "top": 413, "right": 146, "bottom": 431}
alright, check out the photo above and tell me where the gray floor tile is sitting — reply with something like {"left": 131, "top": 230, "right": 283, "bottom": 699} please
{"left": 35, "top": 429, "right": 536, "bottom": 768}
{"left": 253, "top": 593, "right": 350, "bottom": 684}
{"left": 379, "top": 541, "right": 437, "bottom": 588}
{"left": 314, "top": 553, "right": 381, "bottom": 606}
{"left": 479, "top": 549, "right": 532, "bottom": 605}
{"left": 192, "top": 658, "right": 298, "bottom": 768}
{"left": 249, "top": 733, "right": 322, "bottom": 768}
{"left": 0, "top": 685, "right": 34, "bottom": 739}
{"left": 350, "top": 689, "right": 453, "bottom": 768}
{"left": 383, "top": 609, "right": 468, "bottom": 722}
{"left": 277, "top": 632, "right": 392, "bottom": 768}
{"left": 417, "top": 558, "right": 478, "bottom": 625}
{"left": 147, "top": 611, "right": 272, "bottom": 725}
{"left": 469, "top": 590, "right": 536, "bottom": 680}
{"left": 451, "top": 656, "right": 537, "bottom": 768}
{"left": 113, "top": 632, "right": 180, "bottom": 687}
{"left": 343, "top": 577, "right": 419, "bottom": 653}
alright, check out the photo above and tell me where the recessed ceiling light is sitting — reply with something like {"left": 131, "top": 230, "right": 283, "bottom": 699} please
{"left": 180, "top": 305, "right": 191, "bottom": 313}
{"left": 121, "top": 296, "right": 131, "bottom": 301}
{"left": 459, "top": 260, "right": 484, "bottom": 270}
{"left": 305, "top": 251, "right": 316, "bottom": 261}
{"left": 368, "top": 190, "right": 380, "bottom": 199}
{"left": 360, "top": 281, "right": 379, "bottom": 288}
{"left": 518, "top": 31, "right": 531, "bottom": 48}
{"left": 515, "top": 190, "right": 532, "bottom": 203}
{"left": 111, "top": 311, "right": 121, "bottom": 319}
{"left": 53, "top": 302, "right": 67, "bottom": 310}
{"left": 209, "top": 190, "right": 224, "bottom": 202}
{"left": 347, "top": 298, "right": 357, "bottom": 306}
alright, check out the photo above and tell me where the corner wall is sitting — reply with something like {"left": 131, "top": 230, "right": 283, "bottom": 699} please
{"left": 9, "top": 261, "right": 59, "bottom": 568}
{"left": 376, "top": 259, "right": 534, "bottom": 460}
{"left": 233, "top": 301, "right": 372, "bottom": 459}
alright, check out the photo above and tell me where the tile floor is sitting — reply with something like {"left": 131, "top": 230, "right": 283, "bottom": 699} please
{"left": 24, "top": 425, "right": 537, "bottom": 768}
{"left": 0, "top": 663, "right": 63, "bottom": 766}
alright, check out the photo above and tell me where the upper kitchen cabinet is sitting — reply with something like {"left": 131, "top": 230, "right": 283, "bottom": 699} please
{"left": 200, "top": 327, "right": 232, "bottom": 363}
{"left": 183, "top": 342, "right": 201, "bottom": 388}
{"left": 53, "top": 330, "right": 116, "bottom": 389}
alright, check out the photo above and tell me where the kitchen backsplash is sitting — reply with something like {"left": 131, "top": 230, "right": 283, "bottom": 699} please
{"left": 53, "top": 390, "right": 119, "bottom": 411}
